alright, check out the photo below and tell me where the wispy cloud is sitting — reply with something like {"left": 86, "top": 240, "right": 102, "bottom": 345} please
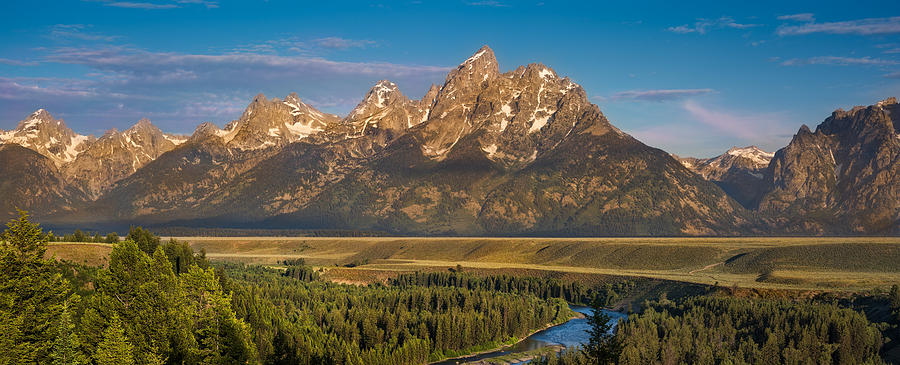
{"left": 313, "top": 37, "right": 378, "bottom": 50}
{"left": 781, "top": 56, "right": 898, "bottom": 66}
{"left": 682, "top": 100, "right": 788, "bottom": 142}
{"left": 49, "top": 24, "right": 120, "bottom": 42}
{"left": 609, "top": 89, "right": 714, "bottom": 102}
{"left": 85, "top": 0, "right": 218, "bottom": 9}
{"left": 885, "top": 71, "right": 900, "bottom": 79}
{"left": 777, "top": 13, "right": 815, "bottom": 22}
{"left": 667, "top": 16, "right": 760, "bottom": 34}
{"left": 465, "top": 1, "right": 508, "bottom": 7}
{"left": 777, "top": 16, "right": 900, "bottom": 36}
{"left": 45, "top": 46, "right": 450, "bottom": 80}
{"left": 0, "top": 77, "right": 102, "bottom": 100}
{"left": 0, "top": 58, "right": 38, "bottom": 66}
{"left": 105, "top": 2, "right": 178, "bottom": 9}
{"left": 628, "top": 102, "right": 792, "bottom": 157}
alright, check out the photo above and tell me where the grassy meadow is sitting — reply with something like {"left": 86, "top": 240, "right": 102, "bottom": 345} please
{"left": 48, "top": 236, "right": 900, "bottom": 292}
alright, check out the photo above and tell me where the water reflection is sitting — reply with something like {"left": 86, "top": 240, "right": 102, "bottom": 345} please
{"left": 433, "top": 305, "right": 627, "bottom": 365}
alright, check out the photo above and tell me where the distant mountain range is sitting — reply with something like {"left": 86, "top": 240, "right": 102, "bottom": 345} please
{"left": 1, "top": 46, "right": 897, "bottom": 235}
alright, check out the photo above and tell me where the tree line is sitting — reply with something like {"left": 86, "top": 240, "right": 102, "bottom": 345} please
{"left": 389, "top": 271, "right": 634, "bottom": 306}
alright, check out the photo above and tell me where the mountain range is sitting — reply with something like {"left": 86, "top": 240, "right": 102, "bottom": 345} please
{"left": 1, "top": 46, "right": 897, "bottom": 235}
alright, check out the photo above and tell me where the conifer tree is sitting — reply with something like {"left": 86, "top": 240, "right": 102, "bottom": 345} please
{"left": 0, "top": 210, "right": 70, "bottom": 362}
{"left": 584, "top": 297, "right": 620, "bottom": 364}
{"left": 94, "top": 315, "right": 135, "bottom": 365}
{"left": 50, "top": 301, "right": 88, "bottom": 365}
{"left": 890, "top": 284, "right": 900, "bottom": 311}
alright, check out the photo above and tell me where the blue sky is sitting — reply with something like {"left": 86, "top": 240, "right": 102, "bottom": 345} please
{"left": 1, "top": 0, "right": 899, "bottom": 157}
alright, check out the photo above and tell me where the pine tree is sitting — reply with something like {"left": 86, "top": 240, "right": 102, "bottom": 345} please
{"left": 583, "top": 297, "right": 621, "bottom": 364}
{"left": 127, "top": 226, "right": 160, "bottom": 255}
{"left": 2, "top": 209, "right": 47, "bottom": 261}
{"left": 94, "top": 315, "right": 135, "bottom": 365}
{"left": 890, "top": 284, "right": 900, "bottom": 311}
{"left": 0, "top": 210, "right": 70, "bottom": 362}
{"left": 50, "top": 301, "right": 88, "bottom": 365}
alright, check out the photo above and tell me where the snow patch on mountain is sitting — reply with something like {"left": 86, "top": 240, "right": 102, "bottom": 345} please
{"left": 164, "top": 134, "right": 187, "bottom": 145}
{"left": 285, "top": 121, "right": 322, "bottom": 138}
{"left": 64, "top": 135, "right": 90, "bottom": 162}
{"left": 726, "top": 146, "right": 774, "bottom": 166}
{"left": 538, "top": 68, "right": 555, "bottom": 79}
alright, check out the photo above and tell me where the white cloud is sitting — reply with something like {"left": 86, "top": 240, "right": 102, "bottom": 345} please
{"left": 84, "top": 0, "right": 218, "bottom": 9}
{"left": 667, "top": 16, "right": 760, "bottom": 35}
{"left": 777, "top": 13, "right": 815, "bottom": 22}
{"left": 313, "top": 37, "right": 378, "bottom": 50}
{"left": 777, "top": 16, "right": 900, "bottom": 36}
{"left": 781, "top": 56, "right": 898, "bottom": 66}
{"left": 466, "top": 1, "right": 508, "bottom": 7}
{"left": 0, "top": 58, "right": 38, "bottom": 66}
{"left": 49, "top": 24, "right": 120, "bottom": 42}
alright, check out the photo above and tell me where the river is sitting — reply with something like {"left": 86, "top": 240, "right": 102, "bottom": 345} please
{"left": 432, "top": 305, "right": 627, "bottom": 365}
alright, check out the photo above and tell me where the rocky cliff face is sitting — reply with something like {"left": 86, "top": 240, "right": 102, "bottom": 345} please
{"left": 677, "top": 146, "right": 774, "bottom": 208}
{"left": 759, "top": 98, "right": 900, "bottom": 234}
{"left": 63, "top": 119, "right": 184, "bottom": 199}
{"left": 0, "top": 144, "right": 82, "bottom": 219}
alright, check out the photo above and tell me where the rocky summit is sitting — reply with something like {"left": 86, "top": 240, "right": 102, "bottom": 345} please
{"left": 0, "top": 46, "right": 897, "bottom": 235}
{"left": 759, "top": 97, "right": 900, "bottom": 234}
{"left": 677, "top": 146, "right": 774, "bottom": 209}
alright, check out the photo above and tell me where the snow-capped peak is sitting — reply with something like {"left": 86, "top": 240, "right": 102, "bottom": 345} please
{"left": 726, "top": 146, "right": 774, "bottom": 166}
{"left": 371, "top": 80, "right": 398, "bottom": 108}
{"left": 0, "top": 109, "right": 92, "bottom": 165}
{"left": 463, "top": 45, "right": 492, "bottom": 65}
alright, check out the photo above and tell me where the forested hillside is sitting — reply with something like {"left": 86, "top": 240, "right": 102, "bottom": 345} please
{"left": 0, "top": 211, "right": 572, "bottom": 364}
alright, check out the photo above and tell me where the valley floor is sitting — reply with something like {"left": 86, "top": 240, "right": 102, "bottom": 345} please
{"left": 49, "top": 236, "right": 900, "bottom": 292}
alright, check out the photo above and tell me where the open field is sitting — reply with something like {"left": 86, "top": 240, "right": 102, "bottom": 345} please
{"left": 46, "top": 242, "right": 113, "bottom": 267}
{"left": 47, "top": 237, "right": 900, "bottom": 291}
{"left": 173, "top": 236, "right": 900, "bottom": 292}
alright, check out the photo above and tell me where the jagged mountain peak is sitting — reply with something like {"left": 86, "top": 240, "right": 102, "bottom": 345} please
{"left": 214, "top": 93, "right": 339, "bottom": 150}
{"left": 14, "top": 108, "right": 64, "bottom": 131}
{"left": 0, "top": 109, "right": 92, "bottom": 166}
{"left": 819, "top": 97, "right": 898, "bottom": 137}
{"left": 64, "top": 117, "right": 181, "bottom": 199}
{"left": 418, "top": 47, "right": 607, "bottom": 164}
{"left": 443, "top": 45, "right": 500, "bottom": 87}
{"left": 677, "top": 145, "right": 774, "bottom": 209}
{"left": 189, "top": 122, "right": 224, "bottom": 141}
{"left": 348, "top": 80, "right": 406, "bottom": 118}
{"left": 876, "top": 96, "right": 898, "bottom": 107}
{"left": 725, "top": 146, "right": 774, "bottom": 165}
{"left": 760, "top": 96, "right": 900, "bottom": 233}
{"left": 461, "top": 45, "right": 497, "bottom": 68}
{"left": 335, "top": 80, "right": 427, "bottom": 144}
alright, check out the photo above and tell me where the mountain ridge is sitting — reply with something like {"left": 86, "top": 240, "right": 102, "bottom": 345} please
{"left": 1, "top": 46, "right": 897, "bottom": 235}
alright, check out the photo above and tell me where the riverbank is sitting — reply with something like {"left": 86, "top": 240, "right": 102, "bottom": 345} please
{"left": 431, "top": 306, "right": 625, "bottom": 365}
{"left": 430, "top": 307, "right": 580, "bottom": 365}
